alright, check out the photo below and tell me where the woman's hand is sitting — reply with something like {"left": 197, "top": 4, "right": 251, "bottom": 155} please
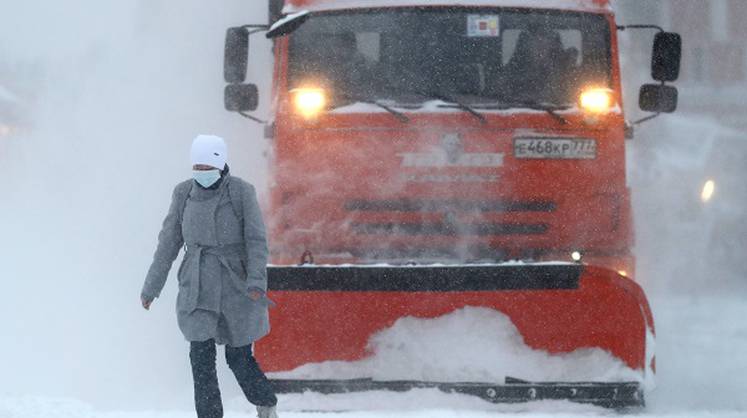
{"left": 141, "top": 297, "right": 153, "bottom": 310}
{"left": 248, "top": 290, "right": 262, "bottom": 301}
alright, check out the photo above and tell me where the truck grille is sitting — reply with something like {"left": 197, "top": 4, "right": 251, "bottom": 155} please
{"left": 346, "top": 199, "right": 553, "bottom": 237}
{"left": 345, "top": 199, "right": 556, "bottom": 213}
{"left": 351, "top": 222, "right": 548, "bottom": 236}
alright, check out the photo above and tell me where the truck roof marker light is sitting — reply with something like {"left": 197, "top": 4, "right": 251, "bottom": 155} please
{"left": 291, "top": 87, "right": 327, "bottom": 120}
{"left": 571, "top": 251, "right": 583, "bottom": 263}
{"left": 579, "top": 87, "right": 614, "bottom": 114}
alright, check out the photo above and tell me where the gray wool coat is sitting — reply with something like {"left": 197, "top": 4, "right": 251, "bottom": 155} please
{"left": 141, "top": 175, "right": 272, "bottom": 347}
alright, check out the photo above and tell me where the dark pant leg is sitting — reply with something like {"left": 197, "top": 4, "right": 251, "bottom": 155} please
{"left": 190, "top": 339, "right": 223, "bottom": 418}
{"left": 225, "top": 344, "right": 278, "bottom": 407}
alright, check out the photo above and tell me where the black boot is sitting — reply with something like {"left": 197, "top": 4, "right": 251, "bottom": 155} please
{"left": 225, "top": 344, "right": 278, "bottom": 407}
{"left": 190, "top": 339, "right": 223, "bottom": 418}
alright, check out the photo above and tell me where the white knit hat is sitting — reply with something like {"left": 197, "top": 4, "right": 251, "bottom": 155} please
{"left": 191, "top": 134, "right": 227, "bottom": 169}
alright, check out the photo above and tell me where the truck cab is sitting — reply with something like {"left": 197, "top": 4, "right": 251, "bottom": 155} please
{"left": 229, "top": 0, "right": 676, "bottom": 273}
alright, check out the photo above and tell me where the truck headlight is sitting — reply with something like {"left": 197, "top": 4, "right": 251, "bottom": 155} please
{"left": 291, "top": 87, "right": 326, "bottom": 119}
{"left": 579, "top": 88, "right": 614, "bottom": 114}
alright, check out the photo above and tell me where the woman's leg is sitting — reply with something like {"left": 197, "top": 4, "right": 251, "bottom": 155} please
{"left": 190, "top": 339, "right": 223, "bottom": 418}
{"left": 225, "top": 344, "right": 278, "bottom": 407}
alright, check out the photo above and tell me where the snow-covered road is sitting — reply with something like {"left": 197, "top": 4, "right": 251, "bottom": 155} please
{"left": 2, "top": 294, "right": 745, "bottom": 418}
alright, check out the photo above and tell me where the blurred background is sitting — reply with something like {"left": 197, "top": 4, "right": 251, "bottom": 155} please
{"left": 0, "top": 0, "right": 745, "bottom": 414}
{"left": 617, "top": 0, "right": 747, "bottom": 295}
{"left": 0, "top": 0, "right": 269, "bottom": 410}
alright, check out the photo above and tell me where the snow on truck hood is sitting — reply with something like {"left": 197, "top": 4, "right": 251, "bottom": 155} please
{"left": 284, "top": 0, "right": 612, "bottom": 14}
{"left": 328, "top": 100, "right": 622, "bottom": 116}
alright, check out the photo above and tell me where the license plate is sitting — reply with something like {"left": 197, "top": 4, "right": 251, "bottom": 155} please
{"left": 513, "top": 138, "right": 597, "bottom": 159}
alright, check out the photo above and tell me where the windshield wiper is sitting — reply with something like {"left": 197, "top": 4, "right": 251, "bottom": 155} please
{"left": 416, "top": 90, "right": 487, "bottom": 125}
{"left": 481, "top": 99, "right": 570, "bottom": 124}
{"left": 377, "top": 86, "right": 487, "bottom": 124}
{"left": 337, "top": 95, "right": 410, "bottom": 123}
{"left": 510, "top": 101, "right": 570, "bottom": 125}
{"left": 385, "top": 87, "right": 487, "bottom": 124}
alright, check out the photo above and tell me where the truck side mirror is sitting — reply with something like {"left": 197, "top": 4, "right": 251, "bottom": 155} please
{"left": 651, "top": 32, "right": 681, "bottom": 82}
{"left": 225, "top": 84, "right": 259, "bottom": 112}
{"left": 224, "top": 27, "right": 249, "bottom": 84}
{"left": 639, "top": 84, "right": 678, "bottom": 113}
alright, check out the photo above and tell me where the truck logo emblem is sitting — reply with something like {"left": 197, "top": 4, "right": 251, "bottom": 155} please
{"left": 399, "top": 133, "right": 504, "bottom": 168}
{"left": 441, "top": 133, "right": 463, "bottom": 164}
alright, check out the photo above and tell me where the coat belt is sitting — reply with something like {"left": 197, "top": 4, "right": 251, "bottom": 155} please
{"left": 183, "top": 242, "right": 247, "bottom": 312}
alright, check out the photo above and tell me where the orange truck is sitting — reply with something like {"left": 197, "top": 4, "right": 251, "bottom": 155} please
{"left": 223, "top": 0, "right": 681, "bottom": 409}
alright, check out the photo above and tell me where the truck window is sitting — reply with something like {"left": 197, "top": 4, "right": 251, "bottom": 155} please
{"left": 288, "top": 8, "right": 611, "bottom": 107}
{"left": 502, "top": 29, "right": 582, "bottom": 67}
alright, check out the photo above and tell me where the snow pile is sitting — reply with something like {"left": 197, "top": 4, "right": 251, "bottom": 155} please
{"left": 271, "top": 307, "right": 641, "bottom": 383}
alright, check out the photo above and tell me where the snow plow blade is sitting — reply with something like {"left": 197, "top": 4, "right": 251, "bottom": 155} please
{"left": 260, "top": 264, "right": 654, "bottom": 406}
{"left": 269, "top": 377, "right": 644, "bottom": 409}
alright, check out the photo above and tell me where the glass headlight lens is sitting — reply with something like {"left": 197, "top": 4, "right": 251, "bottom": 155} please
{"left": 291, "top": 87, "right": 327, "bottom": 119}
{"left": 579, "top": 88, "right": 614, "bottom": 114}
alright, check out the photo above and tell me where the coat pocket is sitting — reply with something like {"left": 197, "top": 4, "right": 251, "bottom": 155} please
{"left": 224, "top": 258, "right": 249, "bottom": 293}
{"left": 176, "top": 258, "right": 187, "bottom": 284}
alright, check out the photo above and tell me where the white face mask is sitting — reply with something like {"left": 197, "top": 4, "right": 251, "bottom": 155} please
{"left": 193, "top": 169, "right": 221, "bottom": 188}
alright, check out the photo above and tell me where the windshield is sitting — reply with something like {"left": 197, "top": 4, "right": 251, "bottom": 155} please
{"left": 288, "top": 8, "right": 611, "bottom": 108}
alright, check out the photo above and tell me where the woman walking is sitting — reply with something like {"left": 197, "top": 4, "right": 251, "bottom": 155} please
{"left": 141, "top": 134, "right": 278, "bottom": 418}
